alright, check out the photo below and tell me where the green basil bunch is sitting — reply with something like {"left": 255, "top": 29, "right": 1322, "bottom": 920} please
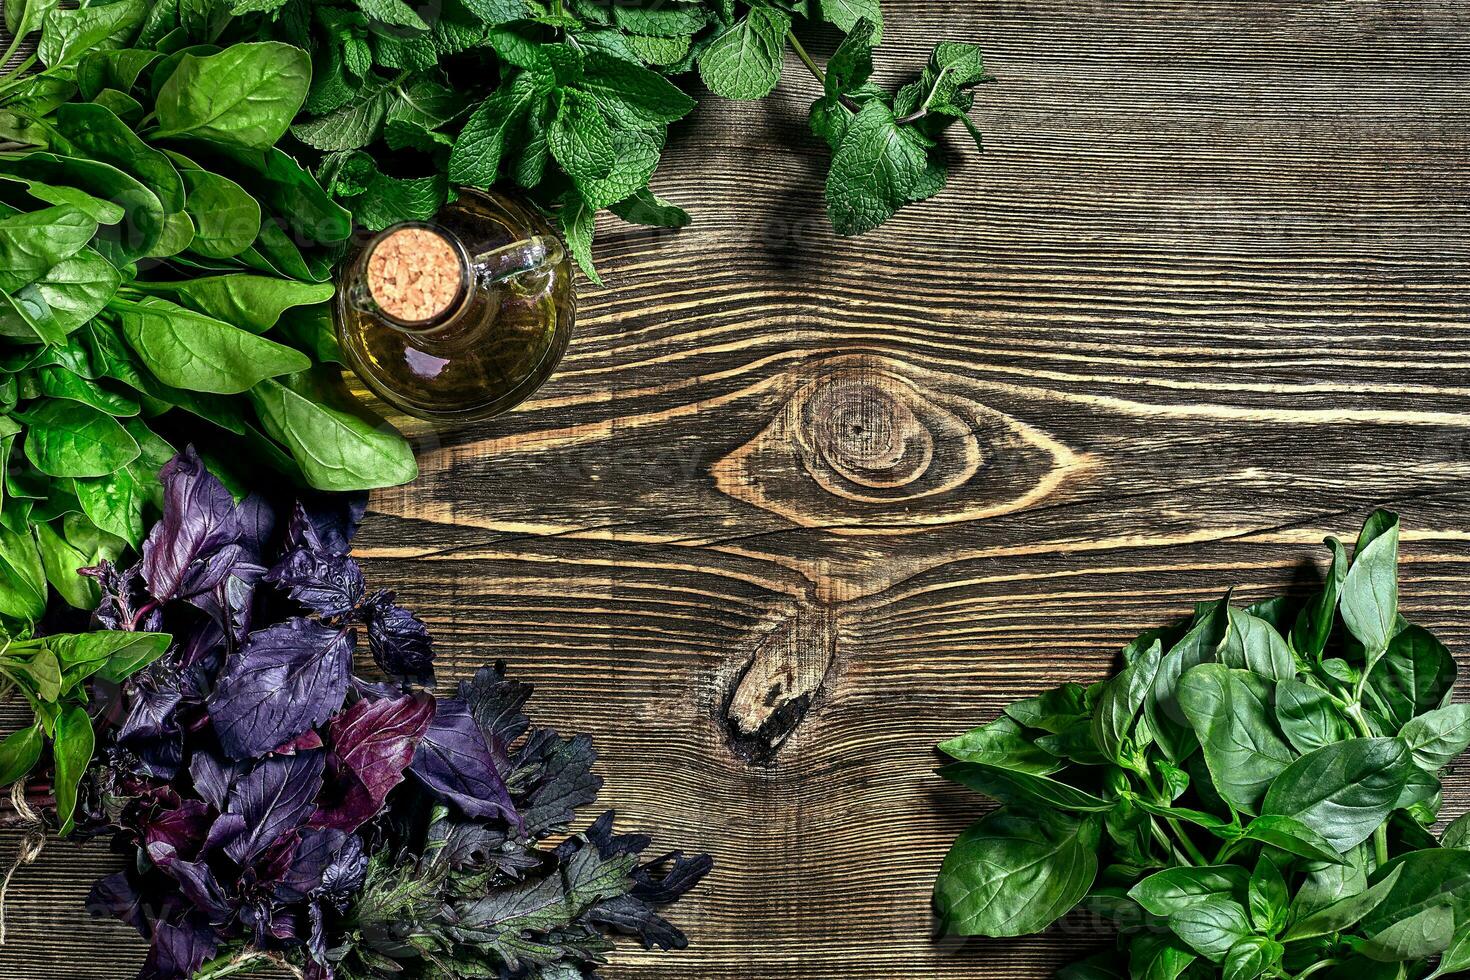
{"left": 936, "top": 511, "right": 1470, "bottom": 980}
{"left": 0, "top": 3, "right": 415, "bottom": 623}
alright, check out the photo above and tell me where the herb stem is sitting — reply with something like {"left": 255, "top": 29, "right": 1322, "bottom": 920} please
{"left": 786, "top": 31, "right": 860, "bottom": 113}
{"left": 1148, "top": 817, "right": 1194, "bottom": 867}
{"left": 1344, "top": 699, "right": 1392, "bottom": 867}
{"left": 1293, "top": 959, "right": 1340, "bottom": 980}
{"left": 0, "top": 55, "right": 39, "bottom": 93}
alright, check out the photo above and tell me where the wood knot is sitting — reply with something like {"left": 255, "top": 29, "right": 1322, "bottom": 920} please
{"left": 723, "top": 606, "right": 838, "bottom": 764}
{"left": 712, "top": 354, "right": 1085, "bottom": 531}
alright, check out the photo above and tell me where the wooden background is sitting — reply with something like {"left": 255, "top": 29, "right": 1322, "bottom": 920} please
{"left": 7, "top": 0, "right": 1470, "bottom": 976}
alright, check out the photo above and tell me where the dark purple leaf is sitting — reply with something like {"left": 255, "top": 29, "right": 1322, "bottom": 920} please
{"left": 272, "top": 729, "right": 325, "bottom": 755}
{"left": 222, "top": 751, "right": 327, "bottom": 865}
{"left": 138, "top": 920, "right": 217, "bottom": 980}
{"left": 83, "top": 559, "right": 154, "bottom": 632}
{"left": 512, "top": 729, "right": 601, "bottom": 839}
{"left": 207, "top": 619, "right": 353, "bottom": 760}
{"left": 265, "top": 548, "right": 365, "bottom": 618}
{"left": 278, "top": 828, "right": 366, "bottom": 903}
{"left": 312, "top": 692, "right": 434, "bottom": 833}
{"left": 461, "top": 663, "right": 532, "bottom": 768}
{"left": 410, "top": 699, "right": 519, "bottom": 826}
{"left": 143, "top": 800, "right": 212, "bottom": 860}
{"left": 188, "top": 750, "right": 237, "bottom": 811}
{"left": 364, "top": 593, "right": 434, "bottom": 683}
{"left": 286, "top": 495, "right": 365, "bottom": 556}
{"left": 146, "top": 842, "right": 233, "bottom": 925}
{"left": 190, "top": 558, "right": 267, "bottom": 642}
{"left": 86, "top": 871, "right": 148, "bottom": 934}
{"left": 234, "top": 494, "right": 277, "bottom": 559}
{"left": 201, "top": 813, "right": 247, "bottom": 857}
{"left": 141, "top": 447, "right": 242, "bottom": 603}
{"left": 118, "top": 668, "right": 184, "bottom": 745}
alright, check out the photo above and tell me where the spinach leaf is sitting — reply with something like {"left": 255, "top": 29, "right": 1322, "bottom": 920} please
{"left": 153, "top": 42, "right": 312, "bottom": 147}
{"left": 22, "top": 398, "right": 140, "bottom": 478}
{"left": 248, "top": 374, "right": 418, "bottom": 491}
{"left": 116, "top": 296, "right": 311, "bottom": 394}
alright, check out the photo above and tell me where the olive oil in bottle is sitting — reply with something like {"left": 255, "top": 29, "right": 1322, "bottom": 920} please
{"left": 335, "top": 189, "right": 575, "bottom": 421}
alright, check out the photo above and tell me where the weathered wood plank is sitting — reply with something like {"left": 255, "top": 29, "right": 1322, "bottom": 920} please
{"left": 4, "top": 0, "right": 1470, "bottom": 977}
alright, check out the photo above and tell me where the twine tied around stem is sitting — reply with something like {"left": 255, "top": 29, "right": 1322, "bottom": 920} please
{"left": 0, "top": 782, "right": 47, "bottom": 946}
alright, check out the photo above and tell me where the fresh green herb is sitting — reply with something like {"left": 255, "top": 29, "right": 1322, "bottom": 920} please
{"left": 0, "top": 9, "right": 416, "bottom": 623}
{"left": 936, "top": 511, "right": 1470, "bottom": 980}
{"left": 158, "top": 0, "right": 991, "bottom": 282}
{"left": 0, "top": 628, "right": 170, "bottom": 833}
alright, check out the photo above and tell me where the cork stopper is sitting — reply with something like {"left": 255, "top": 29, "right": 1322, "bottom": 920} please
{"left": 366, "top": 227, "right": 464, "bottom": 324}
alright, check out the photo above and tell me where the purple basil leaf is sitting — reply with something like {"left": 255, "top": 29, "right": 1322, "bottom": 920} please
{"left": 364, "top": 593, "right": 434, "bottom": 683}
{"left": 86, "top": 871, "right": 148, "bottom": 935}
{"left": 118, "top": 669, "right": 184, "bottom": 746}
{"left": 83, "top": 559, "right": 153, "bottom": 632}
{"left": 265, "top": 548, "right": 365, "bottom": 619}
{"left": 207, "top": 618, "right": 353, "bottom": 760}
{"left": 286, "top": 495, "right": 366, "bottom": 556}
{"left": 234, "top": 494, "right": 277, "bottom": 560}
{"left": 188, "top": 751, "right": 237, "bottom": 811}
{"left": 312, "top": 691, "right": 434, "bottom": 833}
{"left": 279, "top": 828, "right": 366, "bottom": 904}
{"left": 190, "top": 558, "right": 267, "bottom": 643}
{"left": 409, "top": 699, "right": 520, "bottom": 827}
{"left": 138, "top": 920, "right": 218, "bottom": 980}
{"left": 145, "top": 842, "right": 233, "bottom": 925}
{"left": 141, "top": 447, "right": 242, "bottom": 603}
{"left": 143, "top": 800, "right": 212, "bottom": 861}
{"left": 201, "top": 813, "right": 247, "bottom": 857}
{"left": 222, "top": 751, "right": 327, "bottom": 865}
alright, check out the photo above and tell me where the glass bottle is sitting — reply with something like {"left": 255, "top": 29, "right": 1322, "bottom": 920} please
{"left": 335, "top": 189, "right": 575, "bottom": 422}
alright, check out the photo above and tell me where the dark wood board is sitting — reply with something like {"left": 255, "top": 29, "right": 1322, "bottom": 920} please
{"left": 5, "top": 0, "right": 1470, "bottom": 976}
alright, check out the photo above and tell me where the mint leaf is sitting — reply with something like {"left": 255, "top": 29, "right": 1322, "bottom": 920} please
{"left": 351, "top": 173, "right": 449, "bottom": 230}
{"left": 610, "top": 187, "right": 690, "bottom": 228}
{"left": 826, "top": 19, "right": 876, "bottom": 97}
{"left": 354, "top": 0, "right": 429, "bottom": 30}
{"left": 560, "top": 192, "right": 602, "bottom": 285}
{"left": 291, "top": 83, "right": 391, "bottom": 151}
{"left": 580, "top": 52, "right": 697, "bottom": 127}
{"left": 573, "top": 126, "right": 665, "bottom": 209}
{"left": 548, "top": 89, "right": 617, "bottom": 185}
{"left": 612, "top": 3, "right": 707, "bottom": 37}
{"left": 825, "top": 101, "right": 928, "bottom": 235}
{"left": 449, "top": 72, "right": 546, "bottom": 186}
{"left": 697, "top": 8, "right": 791, "bottom": 101}
{"left": 818, "top": 0, "right": 883, "bottom": 40}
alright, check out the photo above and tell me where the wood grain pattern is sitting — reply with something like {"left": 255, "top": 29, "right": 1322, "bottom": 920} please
{"left": 5, "top": 1, "right": 1470, "bottom": 977}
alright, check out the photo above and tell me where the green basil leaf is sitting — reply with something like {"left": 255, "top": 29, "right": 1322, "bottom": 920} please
{"left": 938, "top": 715, "right": 1063, "bottom": 775}
{"left": 1341, "top": 510, "right": 1400, "bottom": 656}
{"left": 938, "top": 760, "right": 1113, "bottom": 813}
{"left": 1169, "top": 896, "right": 1252, "bottom": 963}
{"left": 934, "top": 808, "right": 1100, "bottom": 936}
{"left": 1275, "top": 677, "right": 1350, "bottom": 755}
{"left": 51, "top": 704, "right": 94, "bottom": 837}
{"left": 1261, "top": 737, "right": 1411, "bottom": 852}
{"left": 1128, "top": 865, "right": 1249, "bottom": 917}
{"left": 1398, "top": 703, "right": 1470, "bottom": 771}
{"left": 1221, "top": 937, "right": 1281, "bottom": 980}
{"left": 1092, "top": 639, "right": 1162, "bottom": 766}
{"left": 1233, "top": 814, "right": 1345, "bottom": 864}
{"left": 1285, "top": 864, "right": 1403, "bottom": 941}
{"left": 1178, "top": 664, "right": 1296, "bottom": 814}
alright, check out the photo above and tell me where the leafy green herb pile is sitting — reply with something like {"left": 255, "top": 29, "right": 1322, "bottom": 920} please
{"left": 0, "top": 4, "right": 416, "bottom": 619}
{"left": 934, "top": 511, "right": 1470, "bottom": 980}
{"left": 187, "top": 0, "right": 991, "bottom": 281}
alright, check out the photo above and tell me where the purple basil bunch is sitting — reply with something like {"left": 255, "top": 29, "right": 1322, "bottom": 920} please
{"left": 82, "top": 450, "right": 710, "bottom": 980}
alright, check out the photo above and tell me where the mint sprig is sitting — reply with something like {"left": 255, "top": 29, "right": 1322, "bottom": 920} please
{"left": 216, "top": 0, "right": 991, "bottom": 280}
